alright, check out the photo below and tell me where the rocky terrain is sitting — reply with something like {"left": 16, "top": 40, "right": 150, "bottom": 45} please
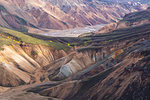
{"left": 97, "top": 7, "right": 150, "bottom": 34}
{"left": 0, "top": 0, "right": 147, "bottom": 32}
{"left": 0, "top": 7, "right": 150, "bottom": 100}
{"left": 104, "top": 0, "right": 149, "bottom": 4}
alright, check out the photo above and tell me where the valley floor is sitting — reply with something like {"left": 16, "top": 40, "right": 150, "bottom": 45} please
{"left": 37, "top": 24, "right": 106, "bottom": 37}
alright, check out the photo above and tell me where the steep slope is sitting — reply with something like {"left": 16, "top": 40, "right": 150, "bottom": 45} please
{"left": 0, "top": 0, "right": 147, "bottom": 31}
{"left": 0, "top": 5, "right": 32, "bottom": 32}
{"left": 0, "top": 27, "right": 70, "bottom": 86}
{"left": 97, "top": 7, "right": 150, "bottom": 34}
{"left": 25, "top": 10, "right": 150, "bottom": 100}
{"left": 0, "top": 7, "right": 150, "bottom": 100}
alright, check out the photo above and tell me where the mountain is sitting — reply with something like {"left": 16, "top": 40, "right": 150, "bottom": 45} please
{"left": 0, "top": 8, "right": 150, "bottom": 100}
{"left": 0, "top": 0, "right": 147, "bottom": 32}
{"left": 97, "top": 7, "right": 150, "bottom": 34}
{"left": 102, "top": 0, "right": 150, "bottom": 4}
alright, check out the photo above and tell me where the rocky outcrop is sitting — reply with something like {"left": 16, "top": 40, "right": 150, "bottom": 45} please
{"left": 49, "top": 51, "right": 96, "bottom": 80}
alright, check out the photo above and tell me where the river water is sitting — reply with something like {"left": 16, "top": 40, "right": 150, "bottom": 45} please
{"left": 39, "top": 24, "right": 106, "bottom": 37}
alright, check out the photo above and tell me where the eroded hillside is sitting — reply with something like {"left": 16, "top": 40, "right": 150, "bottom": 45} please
{"left": 0, "top": 8, "right": 150, "bottom": 100}
{"left": 27, "top": 20, "right": 150, "bottom": 100}
{"left": 0, "top": 27, "right": 72, "bottom": 87}
{"left": 0, "top": 0, "right": 147, "bottom": 31}
{"left": 97, "top": 7, "right": 150, "bottom": 34}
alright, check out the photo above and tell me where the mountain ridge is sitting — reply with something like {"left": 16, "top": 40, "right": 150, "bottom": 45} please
{"left": 0, "top": 0, "right": 147, "bottom": 32}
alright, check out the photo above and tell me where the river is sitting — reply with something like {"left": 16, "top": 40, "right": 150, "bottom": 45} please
{"left": 39, "top": 24, "right": 106, "bottom": 37}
